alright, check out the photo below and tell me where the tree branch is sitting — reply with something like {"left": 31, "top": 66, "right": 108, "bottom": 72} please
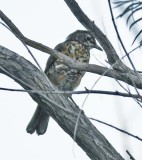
{"left": 0, "top": 4, "right": 140, "bottom": 158}
{"left": 64, "top": 0, "right": 142, "bottom": 87}
{"left": 0, "top": 87, "right": 141, "bottom": 99}
{"left": 0, "top": 10, "right": 142, "bottom": 90}
{"left": 126, "top": 150, "right": 136, "bottom": 160}
{"left": 90, "top": 118, "right": 142, "bottom": 142}
{"left": 0, "top": 45, "right": 124, "bottom": 159}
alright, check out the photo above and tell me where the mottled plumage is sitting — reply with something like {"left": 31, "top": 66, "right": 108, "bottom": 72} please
{"left": 26, "top": 30, "right": 102, "bottom": 135}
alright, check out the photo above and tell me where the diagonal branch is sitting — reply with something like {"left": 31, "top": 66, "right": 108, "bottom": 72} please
{"left": 90, "top": 118, "right": 142, "bottom": 142}
{"left": 0, "top": 45, "right": 124, "bottom": 160}
{"left": 64, "top": 0, "right": 142, "bottom": 76}
{"left": 0, "top": 10, "right": 142, "bottom": 90}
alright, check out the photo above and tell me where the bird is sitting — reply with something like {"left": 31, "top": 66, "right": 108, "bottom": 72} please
{"left": 26, "top": 30, "right": 102, "bottom": 135}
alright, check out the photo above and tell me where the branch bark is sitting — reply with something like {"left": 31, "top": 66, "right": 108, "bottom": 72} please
{"left": 0, "top": 2, "right": 140, "bottom": 158}
{"left": 64, "top": 0, "right": 142, "bottom": 88}
{"left": 0, "top": 87, "right": 141, "bottom": 99}
{"left": 0, "top": 10, "right": 142, "bottom": 90}
{"left": 0, "top": 45, "right": 124, "bottom": 160}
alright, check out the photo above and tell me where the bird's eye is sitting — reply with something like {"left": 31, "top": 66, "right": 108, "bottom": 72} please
{"left": 86, "top": 35, "right": 91, "bottom": 41}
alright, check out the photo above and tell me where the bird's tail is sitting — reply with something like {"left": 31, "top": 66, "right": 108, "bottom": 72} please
{"left": 26, "top": 105, "right": 50, "bottom": 135}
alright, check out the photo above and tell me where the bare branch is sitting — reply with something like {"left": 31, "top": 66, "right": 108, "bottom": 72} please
{"left": 108, "top": 0, "right": 137, "bottom": 70}
{"left": 0, "top": 10, "right": 142, "bottom": 90}
{"left": 90, "top": 118, "right": 142, "bottom": 142}
{"left": 64, "top": 0, "right": 132, "bottom": 72}
{"left": 126, "top": 150, "right": 136, "bottom": 160}
{"left": 63, "top": 0, "right": 142, "bottom": 89}
{"left": 0, "top": 45, "right": 124, "bottom": 160}
{"left": 0, "top": 87, "right": 141, "bottom": 99}
{"left": 108, "top": 0, "right": 142, "bottom": 102}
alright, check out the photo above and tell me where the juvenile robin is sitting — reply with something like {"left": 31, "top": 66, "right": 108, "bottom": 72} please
{"left": 26, "top": 30, "right": 102, "bottom": 135}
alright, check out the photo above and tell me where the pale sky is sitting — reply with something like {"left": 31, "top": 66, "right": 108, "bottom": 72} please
{"left": 0, "top": 0, "right": 142, "bottom": 160}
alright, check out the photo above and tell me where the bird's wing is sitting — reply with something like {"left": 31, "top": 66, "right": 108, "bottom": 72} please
{"left": 44, "top": 42, "right": 65, "bottom": 73}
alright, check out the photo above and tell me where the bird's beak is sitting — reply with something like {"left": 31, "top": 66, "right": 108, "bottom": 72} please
{"left": 94, "top": 44, "right": 103, "bottom": 51}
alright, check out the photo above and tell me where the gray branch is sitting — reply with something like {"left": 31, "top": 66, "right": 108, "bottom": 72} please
{"left": 0, "top": 45, "right": 124, "bottom": 160}
{"left": 0, "top": 10, "right": 142, "bottom": 90}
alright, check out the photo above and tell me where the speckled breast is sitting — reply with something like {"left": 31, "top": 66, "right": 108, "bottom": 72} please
{"left": 47, "top": 41, "right": 90, "bottom": 91}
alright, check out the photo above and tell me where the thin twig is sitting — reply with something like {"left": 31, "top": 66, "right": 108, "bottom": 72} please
{"left": 126, "top": 150, "right": 136, "bottom": 160}
{"left": 1, "top": 9, "right": 142, "bottom": 90}
{"left": 0, "top": 87, "right": 141, "bottom": 98}
{"left": 90, "top": 118, "right": 142, "bottom": 142}
{"left": 0, "top": 19, "right": 42, "bottom": 72}
{"left": 108, "top": 0, "right": 142, "bottom": 101}
{"left": 0, "top": 12, "right": 55, "bottom": 91}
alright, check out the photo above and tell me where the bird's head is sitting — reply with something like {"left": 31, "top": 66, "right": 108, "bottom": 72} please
{"left": 66, "top": 30, "right": 103, "bottom": 51}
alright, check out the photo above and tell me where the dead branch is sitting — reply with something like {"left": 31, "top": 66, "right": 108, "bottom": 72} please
{"left": 0, "top": 87, "right": 141, "bottom": 99}
{"left": 90, "top": 118, "right": 142, "bottom": 142}
{"left": 64, "top": 0, "right": 142, "bottom": 87}
{"left": 0, "top": 10, "right": 142, "bottom": 90}
{"left": 0, "top": 45, "right": 124, "bottom": 159}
